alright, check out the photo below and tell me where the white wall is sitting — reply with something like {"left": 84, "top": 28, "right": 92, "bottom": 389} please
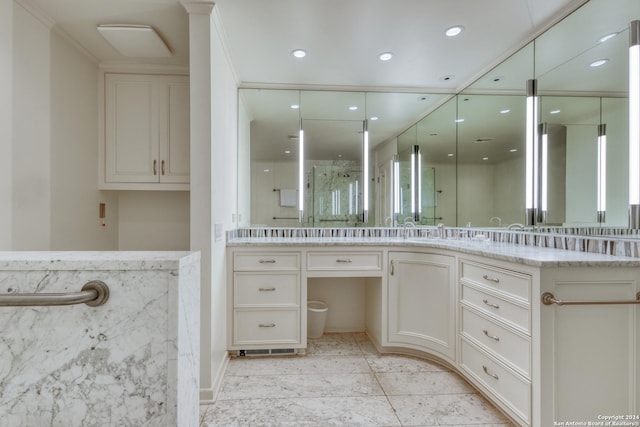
{"left": 210, "top": 6, "right": 238, "bottom": 398}
{"left": 603, "top": 98, "right": 628, "bottom": 226}
{"left": 118, "top": 192, "right": 189, "bottom": 250}
{"left": 566, "top": 125, "right": 597, "bottom": 224}
{"left": 457, "top": 163, "right": 494, "bottom": 227}
{"left": 12, "top": 3, "right": 51, "bottom": 249}
{"left": 0, "top": 0, "right": 13, "bottom": 249}
{"left": 49, "top": 31, "right": 119, "bottom": 250}
{"left": 493, "top": 155, "right": 525, "bottom": 226}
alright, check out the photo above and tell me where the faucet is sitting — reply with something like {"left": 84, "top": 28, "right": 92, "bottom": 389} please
{"left": 402, "top": 220, "right": 416, "bottom": 239}
{"left": 489, "top": 217, "right": 502, "bottom": 227}
{"left": 507, "top": 223, "right": 524, "bottom": 230}
{"left": 437, "top": 223, "right": 446, "bottom": 239}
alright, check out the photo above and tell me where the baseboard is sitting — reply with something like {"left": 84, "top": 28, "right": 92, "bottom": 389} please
{"left": 199, "top": 352, "right": 230, "bottom": 404}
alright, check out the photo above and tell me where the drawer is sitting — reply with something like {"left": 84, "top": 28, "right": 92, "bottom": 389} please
{"left": 234, "top": 272, "right": 299, "bottom": 307}
{"left": 460, "top": 339, "right": 530, "bottom": 424}
{"left": 461, "top": 284, "right": 530, "bottom": 333}
{"left": 307, "top": 251, "right": 382, "bottom": 272}
{"left": 461, "top": 307, "right": 531, "bottom": 377}
{"left": 460, "top": 261, "right": 530, "bottom": 301}
{"left": 234, "top": 253, "right": 300, "bottom": 271}
{"left": 234, "top": 309, "right": 300, "bottom": 345}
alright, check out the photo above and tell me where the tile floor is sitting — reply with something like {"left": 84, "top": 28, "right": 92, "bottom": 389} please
{"left": 199, "top": 333, "right": 515, "bottom": 427}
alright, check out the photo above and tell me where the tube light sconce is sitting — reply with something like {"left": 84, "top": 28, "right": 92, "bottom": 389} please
{"left": 363, "top": 120, "right": 369, "bottom": 223}
{"left": 411, "top": 145, "right": 421, "bottom": 221}
{"left": 539, "top": 123, "right": 548, "bottom": 223}
{"left": 393, "top": 155, "right": 400, "bottom": 215}
{"left": 525, "top": 79, "right": 539, "bottom": 226}
{"left": 298, "top": 119, "right": 304, "bottom": 224}
{"left": 597, "top": 123, "right": 607, "bottom": 223}
{"left": 630, "top": 20, "right": 640, "bottom": 228}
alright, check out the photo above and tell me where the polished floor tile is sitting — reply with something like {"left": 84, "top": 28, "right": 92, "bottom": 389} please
{"left": 200, "top": 333, "right": 515, "bottom": 427}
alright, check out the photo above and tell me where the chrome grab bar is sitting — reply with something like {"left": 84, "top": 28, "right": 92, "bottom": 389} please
{"left": 0, "top": 281, "right": 109, "bottom": 307}
{"left": 541, "top": 292, "right": 640, "bottom": 306}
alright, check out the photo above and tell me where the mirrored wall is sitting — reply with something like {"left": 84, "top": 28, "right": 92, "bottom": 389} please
{"left": 237, "top": 0, "right": 640, "bottom": 230}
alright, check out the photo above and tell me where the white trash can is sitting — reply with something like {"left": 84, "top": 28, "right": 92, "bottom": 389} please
{"left": 307, "top": 300, "right": 328, "bottom": 339}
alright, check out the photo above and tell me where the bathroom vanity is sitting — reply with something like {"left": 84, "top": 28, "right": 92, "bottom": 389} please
{"left": 227, "top": 233, "right": 640, "bottom": 427}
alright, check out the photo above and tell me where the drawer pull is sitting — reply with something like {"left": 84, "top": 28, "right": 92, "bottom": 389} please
{"left": 482, "top": 365, "right": 499, "bottom": 380}
{"left": 482, "top": 299, "right": 500, "bottom": 309}
{"left": 258, "top": 287, "right": 276, "bottom": 292}
{"left": 482, "top": 329, "right": 500, "bottom": 341}
{"left": 258, "top": 259, "right": 276, "bottom": 264}
{"left": 258, "top": 323, "right": 276, "bottom": 328}
{"left": 482, "top": 274, "right": 500, "bottom": 283}
{"left": 336, "top": 259, "right": 353, "bottom": 263}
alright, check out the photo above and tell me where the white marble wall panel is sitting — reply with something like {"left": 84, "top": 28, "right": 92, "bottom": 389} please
{"left": 0, "top": 251, "right": 200, "bottom": 427}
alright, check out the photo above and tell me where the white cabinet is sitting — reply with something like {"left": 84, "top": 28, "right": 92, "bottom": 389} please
{"left": 228, "top": 250, "right": 304, "bottom": 352}
{"left": 538, "top": 267, "right": 640, "bottom": 426}
{"left": 459, "top": 258, "right": 532, "bottom": 425}
{"left": 100, "top": 73, "right": 190, "bottom": 190}
{"left": 387, "top": 251, "right": 456, "bottom": 361}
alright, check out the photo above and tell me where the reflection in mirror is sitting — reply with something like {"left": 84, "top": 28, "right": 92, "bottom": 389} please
{"left": 240, "top": 88, "right": 447, "bottom": 227}
{"left": 456, "top": 94, "right": 526, "bottom": 227}
{"left": 534, "top": 0, "right": 636, "bottom": 229}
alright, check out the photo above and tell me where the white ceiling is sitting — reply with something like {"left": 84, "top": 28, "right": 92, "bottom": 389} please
{"left": 26, "top": 0, "right": 585, "bottom": 90}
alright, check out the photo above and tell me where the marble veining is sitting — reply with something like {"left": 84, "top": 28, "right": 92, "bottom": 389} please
{"left": 0, "top": 251, "right": 200, "bottom": 427}
{"left": 201, "top": 333, "right": 513, "bottom": 427}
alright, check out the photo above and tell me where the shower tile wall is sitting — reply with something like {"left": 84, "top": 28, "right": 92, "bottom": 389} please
{"left": 0, "top": 252, "right": 200, "bottom": 427}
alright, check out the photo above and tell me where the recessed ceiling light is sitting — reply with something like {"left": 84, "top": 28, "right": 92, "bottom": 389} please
{"left": 510, "top": 148, "right": 518, "bottom": 153}
{"left": 590, "top": 59, "right": 609, "bottom": 67}
{"left": 447, "top": 153, "right": 454, "bottom": 157}
{"left": 598, "top": 33, "right": 618, "bottom": 43}
{"left": 482, "top": 157, "right": 489, "bottom": 161}
{"left": 500, "top": 109, "right": 511, "bottom": 114}
{"left": 284, "top": 150, "right": 291, "bottom": 154}
{"left": 444, "top": 25, "right": 464, "bottom": 37}
{"left": 338, "top": 154, "right": 343, "bottom": 158}
{"left": 417, "top": 95, "right": 430, "bottom": 101}
{"left": 370, "top": 116, "right": 379, "bottom": 121}
{"left": 290, "top": 104, "right": 300, "bottom": 109}
{"left": 550, "top": 109, "right": 561, "bottom": 114}
{"left": 349, "top": 105, "right": 358, "bottom": 111}
{"left": 440, "top": 75, "right": 455, "bottom": 82}
{"left": 455, "top": 118, "right": 464, "bottom": 123}
{"left": 291, "top": 49, "right": 307, "bottom": 58}
{"left": 263, "top": 169, "right": 270, "bottom": 172}
{"left": 378, "top": 52, "right": 393, "bottom": 61}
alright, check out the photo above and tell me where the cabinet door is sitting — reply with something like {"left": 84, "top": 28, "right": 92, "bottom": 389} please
{"left": 159, "top": 78, "right": 190, "bottom": 183}
{"left": 105, "top": 74, "right": 159, "bottom": 183}
{"left": 541, "top": 278, "right": 639, "bottom": 426}
{"left": 388, "top": 251, "right": 456, "bottom": 360}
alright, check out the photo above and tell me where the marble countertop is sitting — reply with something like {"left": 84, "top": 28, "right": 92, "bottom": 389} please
{"left": 227, "top": 237, "right": 640, "bottom": 268}
{"left": 0, "top": 251, "right": 200, "bottom": 270}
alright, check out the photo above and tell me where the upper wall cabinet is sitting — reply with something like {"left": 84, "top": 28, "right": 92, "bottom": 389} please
{"left": 100, "top": 73, "right": 190, "bottom": 190}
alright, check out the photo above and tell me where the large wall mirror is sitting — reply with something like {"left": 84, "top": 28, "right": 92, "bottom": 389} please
{"left": 237, "top": 0, "right": 640, "bottom": 231}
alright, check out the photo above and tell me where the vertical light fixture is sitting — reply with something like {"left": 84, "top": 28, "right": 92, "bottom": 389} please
{"left": 393, "top": 155, "right": 400, "bottom": 215}
{"left": 298, "top": 118, "right": 304, "bottom": 224}
{"left": 411, "top": 145, "right": 421, "bottom": 222}
{"left": 525, "top": 79, "right": 539, "bottom": 226}
{"left": 539, "top": 122, "right": 548, "bottom": 223}
{"left": 597, "top": 123, "right": 607, "bottom": 223}
{"left": 363, "top": 119, "right": 369, "bottom": 223}
{"left": 629, "top": 20, "right": 640, "bottom": 228}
